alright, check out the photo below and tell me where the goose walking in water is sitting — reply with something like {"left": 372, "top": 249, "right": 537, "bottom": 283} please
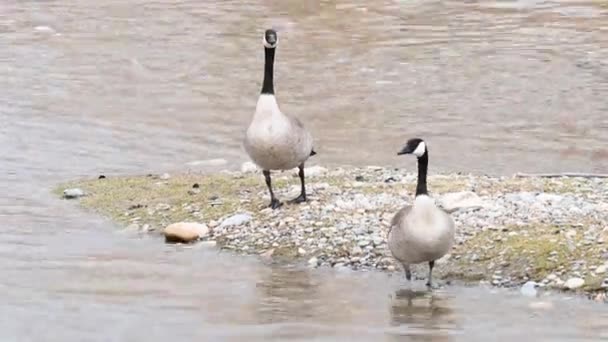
{"left": 244, "top": 29, "right": 316, "bottom": 209}
{"left": 388, "top": 138, "right": 455, "bottom": 288}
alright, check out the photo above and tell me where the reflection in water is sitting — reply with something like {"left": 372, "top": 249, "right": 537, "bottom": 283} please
{"left": 388, "top": 288, "right": 456, "bottom": 342}
{"left": 255, "top": 266, "right": 318, "bottom": 323}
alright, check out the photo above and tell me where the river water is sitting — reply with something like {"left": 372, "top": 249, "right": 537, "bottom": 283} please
{"left": 1, "top": 0, "right": 607, "bottom": 340}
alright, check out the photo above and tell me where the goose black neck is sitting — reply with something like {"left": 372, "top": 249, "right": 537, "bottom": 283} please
{"left": 415, "top": 152, "right": 429, "bottom": 196}
{"left": 261, "top": 47, "right": 275, "bottom": 95}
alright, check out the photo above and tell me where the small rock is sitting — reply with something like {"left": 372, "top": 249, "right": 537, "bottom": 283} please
{"left": 358, "top": 240, "right": 370, "bottom": 247}
{"left": 564, "top": 277, "right": 585, "bottom": 290}
{"left": 220, "top": 213, "right": 252, "bottom": 227}
{"left": 308, "top": 256, "right": 319, "bottom": 267}
{"left": 160, "top": 173, "right": 171, "bottom": 180}
{"left": 536, "top": 193, "right": 564, "bottom": 204}
{"left": 240, "top": 161, "right": 258, "bottom": 173}
{"left": 520, "top": 281, "right": 538, "bottom": 297}
{"left": 63, "top": 188, "right": 85, "bottom": 199}
{"left": 163, "top": 222, "right": 209, "bottom": 243}
{"left": 188, "top": 189, "right": 201, "bottom": 195}
{"left": 155, "top": 203, "right": 171, "bottom": 211}
{"left": 98, "top": 175, "right": 106, "bottom": 179}
{"left": 595, "top": 265, "right": 607, "bottom": 274}
{"left": 304, "top": 166, "right": 328, "bottom": 177}
{"left": 601, "top": 279, "right": 608, "bottom": 288}
{"left": 439, "top": 191, "right": 485, "bottom": 213}
{"left": 566, "top": 229, "right": 577, "bottom": 239}
{"left": 298, "top": 248, "right": 307, "bottom": 256}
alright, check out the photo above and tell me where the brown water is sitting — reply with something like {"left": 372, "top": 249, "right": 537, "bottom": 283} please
{"left": 2, "top": 0, "right": 608, "bottom": 340}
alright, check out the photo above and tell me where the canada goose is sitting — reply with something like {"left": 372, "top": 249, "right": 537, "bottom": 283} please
{"left": 244, "top": 29, "right": 316, "bottom": 209}
{"left": 388, "top": 138, "right": 455, "bottom": 288}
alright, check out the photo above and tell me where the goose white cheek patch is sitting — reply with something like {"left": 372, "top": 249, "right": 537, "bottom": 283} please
{"left": 413, "top": 141, "right": 426, "bottom": 157}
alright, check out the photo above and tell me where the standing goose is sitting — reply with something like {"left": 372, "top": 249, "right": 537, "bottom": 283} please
{"left": 244, "top": 28, "right": 316, "bottom": 209}
{"left": 388, "top": 138, "right": 455, "bottom": 288}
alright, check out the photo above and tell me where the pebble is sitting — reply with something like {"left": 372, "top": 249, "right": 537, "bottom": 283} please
{"left": 304, "top": 166, "right": 328, "bottom": 177}
{"left": 520, "top": 281, "right": 538, "bottom": 297}
{"left": 220, "top": 213, "right": 252, "bottom": 227}
{"left": 155, "top": 203, "right": 171, "bottom": 211}
{"left": 160, "top": 173, "right": 171, "bottom": 180}
{"left": 595, "top": 265, "right": 606, "bottom": 274}
{"left": 63, "top": 188, "right": 85, "bottom": 199}
{"left": 308, "top": 256, "right": 319, "bottom": 267}
{"left": 564, "top": 277, "right": 585, "bottom": 290}
{"left": 240, "top": 161, "right": 258, "bottom": 173}
{"left": 163, "top": 222, "right": 209, "bottom": 243}
{"left": 440, "top": 191, "right": 485, "bottom": 213}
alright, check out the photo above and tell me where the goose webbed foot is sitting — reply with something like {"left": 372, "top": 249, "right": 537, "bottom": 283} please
{"left": 288, "top": 193, "right": 307, "bottom": 204}
{"left": 288, "top": 163, "right": 308, "bottom": 205}
{"left": 263, "top": 170, "right": 282, "bottom": 210}
{"left": 269, "top": 198, "right": 283, "bottom": 209}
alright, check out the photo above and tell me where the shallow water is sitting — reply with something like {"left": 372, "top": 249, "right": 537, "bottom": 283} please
{"left": 1, "top": 0, "right": 608, "bottom": 340}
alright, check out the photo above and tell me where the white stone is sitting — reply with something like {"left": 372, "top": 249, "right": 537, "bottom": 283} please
{"left": 163, "top": 222, "right": 209, "bottom": 243}
{"left": 240, "top": 161, "right": 258, "bottom": 173}
{"left": 520, "top": 281, "right": 538, "bottom": 297}
{"left": 308, "top": 256, "right": 318, "bottom": 267}
{"left": 439, "top": 191, "right": 485, "bottom": 213}
{"left": 564, "top": 277, "right": 585, "bottom": 290}
{"left": 220, "top": 213, "right": 252, "bottom": 227}
{"left": 595, "top": 265, "right": 606, "bottom": 274}
{"left": 303, "top": 166, "right": 328, "bottom": 177}
{"left": 536, "top": 193, "right": 564, "bottom": 204}
{"left": 63, "top": 188, "right": 85, "bottom": 199}
{"left": 159, "top": 173, "right": 171, "bottom": 180}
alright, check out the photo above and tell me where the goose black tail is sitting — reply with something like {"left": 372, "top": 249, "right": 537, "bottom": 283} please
{"left": 310, "top": 149, "right": 317, "bottom": 156}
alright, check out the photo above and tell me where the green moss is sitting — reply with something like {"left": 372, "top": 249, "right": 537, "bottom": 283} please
{"left": 447, "top": 223, "right": 606, "bottom": 288}
{"left": 56, "top": 173, "right": 265, "bottom": 227}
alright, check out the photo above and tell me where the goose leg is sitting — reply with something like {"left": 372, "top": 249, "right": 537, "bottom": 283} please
{"left": 263, "top": 170, "right": 282, "bottom": 209}
{"left": 426, "top": 260, "right": 435, "bottom": 288}
{"left": 404, "top": 264, "right": 411, "bottom": 281}
{"left": 289, "top": 163, "right": 307, "bottom": 204}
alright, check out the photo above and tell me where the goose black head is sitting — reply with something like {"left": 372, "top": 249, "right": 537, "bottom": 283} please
{"left": 263, "top": 29, "right": 278, "bottom": 48}
{"left": 397, "top": 138, "right": 427, "bottom": 158}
